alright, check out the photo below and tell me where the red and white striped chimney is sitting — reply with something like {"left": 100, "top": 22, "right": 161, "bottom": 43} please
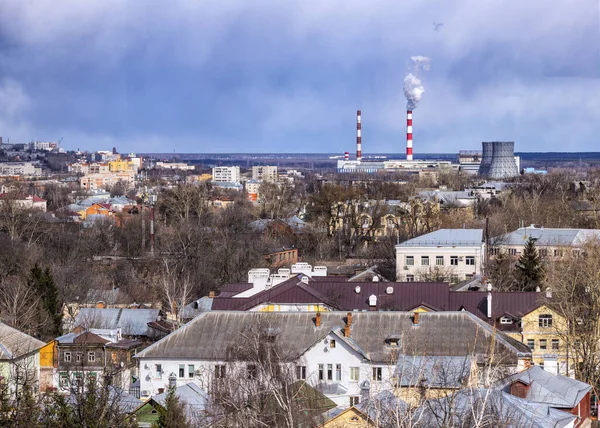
{"left": 356, "top": 110, "right": 362, "bottom": 161}
{"left": 344, "top": 151, "right": 349, "bottom": 160}
{"left": 406, "top": 110, "right": 413, "bottom": 161}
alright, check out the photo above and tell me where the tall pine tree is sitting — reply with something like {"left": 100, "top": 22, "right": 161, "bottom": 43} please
{"left": 29, "top": 265, "right": 63, "bottom": 340}
{"left": 515, "top": 237, "right": 545, "bottom": 292}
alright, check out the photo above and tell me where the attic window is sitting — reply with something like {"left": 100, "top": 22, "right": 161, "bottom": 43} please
{"left": 330, "top": 339, "right": 336, "bottom": 349}
{"left": 386, "top": 335, "right": 401, "bottom": 347}
{"left": 500, "top": 316, "right": 513, "bottom": 325}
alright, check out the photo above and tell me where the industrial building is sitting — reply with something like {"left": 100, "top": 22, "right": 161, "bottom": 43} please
{"left": 336, "top": 110, "right": 455, "bottom": 173}
{"left": 478, "top": 142, "right": 520, "bottom": 179}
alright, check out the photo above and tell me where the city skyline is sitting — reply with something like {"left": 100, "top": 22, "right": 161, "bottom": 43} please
{"left": 0, "top": 0, "right": 599, "bottom": 153}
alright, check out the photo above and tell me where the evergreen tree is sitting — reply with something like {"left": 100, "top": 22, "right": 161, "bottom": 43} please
{"left": 153, "top": 388, "right": 190, "bottom": 428}
{"left": 515, "top": 237, "right": 545, "bottom": 292}
{"left": 28, "top": 265, "right": 63, "bottom": 340}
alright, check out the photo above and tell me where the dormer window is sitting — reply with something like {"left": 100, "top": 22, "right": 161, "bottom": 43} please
{"left": 385, "top": 335, "right": 401, "bottom": 348}
{"left": 500, "top": 316, "right": 513, "bottom": 325}
{"left": 330, "top": 339, "right": 336, "bottom": 349}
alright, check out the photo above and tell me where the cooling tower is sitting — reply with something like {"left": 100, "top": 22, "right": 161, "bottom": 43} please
{"left": 478, "top": 142, "right": 494, "bottom": 176}
{"left": 488, "top": 141, "right": 519, "bottom": 179}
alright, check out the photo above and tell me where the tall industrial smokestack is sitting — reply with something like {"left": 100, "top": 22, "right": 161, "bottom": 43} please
{"left": 406, "top": 110, "right": 413, "bottom": 161}
{"left": 356, "top": 110, "right": 362, "bottom": 161}
{"left": 344, "top": 152, "right": 349, "bottom": 161}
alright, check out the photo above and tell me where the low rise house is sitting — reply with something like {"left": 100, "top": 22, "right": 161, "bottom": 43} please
{"left": 135, "top": 311, "right": 531, "bottom": 406}
{"left": 0, "top": 323, "right": 45, "bottom": 394}
{"left": 492, "top": 225, "right": 600, "bottom": 258}
{"left": 0, "top": 193, "right": 47, "bottom": 211}
{"left": 74, "top": 307, "right": 162, "bottom": 340}
{"left": 396, "top": 229, "right": 485, "bottom": 282}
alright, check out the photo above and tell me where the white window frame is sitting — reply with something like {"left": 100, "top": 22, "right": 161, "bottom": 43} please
{"left": 450, "top": 256, "right": 458, "bottom": 266}
{"left": 349, "top": 367, "right": 359, "bottom": 382}
{"left": 435, "top": 256, "right": 444, "bottom": 266}
{"left": 405, "top": 256, "right": 414, "bottom": 266}
{"left": 465, "top": 256, "right": 475, "bottom": 266}
{"left": 421, "top": 256, "right": 429, "bottom": 266}
{"left": 64, "top": 352, "right": 72, "bottom": 363}
{"left": 88, "top": 352, "right": 95, "bottom": 363}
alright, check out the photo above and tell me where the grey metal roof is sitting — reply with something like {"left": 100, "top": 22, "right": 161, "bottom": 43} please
{"left": 498, "top": 366, "right": 591, "bottom": 408}
{"left": 397, "top": 229, "right": 484, "bottom": 247}
{"left": 75, "top": 308, "right": 160, "bottom": 337}
{"left": 0, "top": 322, "right": 45, "bottom": 359}
{"left": 182, "top": 297, "right": 214, "bottom": 319}
{"left": 136, "top": 311, "right": 529, "bottom": 364}
{"left": 152, "top": 382, "right": 208, "bottom": 411}
{"left": 495, "top": 227, "right": 600, "bottom": 247}
{"left": 395, "top": 356, "right": 472, "bottom": 388}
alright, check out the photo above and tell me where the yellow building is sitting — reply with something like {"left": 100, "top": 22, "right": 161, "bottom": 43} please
{"left": 39, "top": 340, "right": 57, "bottom": 392}
{"left": 320, "top": 407, "right": 373, "bottom": 428}
{"left": 108, "top": 159, "right": 137, "bottom": 173}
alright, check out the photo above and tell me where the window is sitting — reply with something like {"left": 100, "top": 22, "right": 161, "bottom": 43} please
{"left": 508, "top": 248, "right": 517, "bottom": 256}
{"left": 155, "top": 364, "right": 162, "bottom": 376}
{"left": 59, "top": 374, "right": 69, "bottom": 388}
{"left": 450, "top": 275, "right": 459, "bottom": 283}
{"left": 450, "top": 256, "right": 458, "bottom": 266}
{"left": 247, "top": 364, "right": 258, "bottom": 380}
{"left": 179, "top": 364, "right": 185, "bottom": 378}
{"left": 421, "top": 256, "right": 429, "bottom": 266}
{"left": 215, "top": 365, "right": 226, "bottom": 379}
{"left": 296, "top": 365, "right": 307, "bottom": 380}
{"left": 554, "top": 249, "right": 563, "bottom": 257}
{"left": 539, "top": 314, "right": 553, "bottom": 328}
{"left": 327, "top": 364, "right": 333, "bottom": 381}
{"left": 329, "top": 340, "right": 336, "bottom": 349}
{"left": 527, "top": 339, "right": 535, "bottom": 350}
{"left": 318, "top": 364, "right": 324, "bottom": 381}
{"left": 76, "top": 352, "right": 82, "bottom": 362}
{"left": 336, "top": 364, "right": 342, "bottom": 381}
{"left": 465, "top": 256, "right": 475, "bottom": 266}
{"left": 64, "top": 352, "right": 72, "bottom": 362}
{"left": 500, "top": 316, "right": 513, "bottom": 324}
{"left": 490, "top": 247, "right": 499, "bottom": 256}
{"left": 435, "top": 256, "right": 444, "bottom": 266}
{"left": 465, "top": 274, "right": 474, "bottom": 280}
{"left": 405, "top": 256, "right": 414, "bottom": 266}
{"left": 188, "top": 365, "right": 195, "bottom": 378}
{"left": 552, "top": 339, "right": 559, "bottom": 350}
{"left": 350, "top": 396, "right": 360, "bottom": 406}
{"left": 406, "top": 275, "right": 414, "bottom": 282}
{"left": 350, "top": 367, "right": 359, "bottom": 381}
{"left": 539, "top": 248, "right": 548, "bottom": 257}
{"left": 372, "top": 367, "right": 382, "bottom": 382}
{"left": 539, "top": 339, "right": 547, "bottom": 350}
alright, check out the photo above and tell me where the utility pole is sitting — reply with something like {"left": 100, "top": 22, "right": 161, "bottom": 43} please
{"left": 149, "top": 194, "right": 157, "bottom": 255}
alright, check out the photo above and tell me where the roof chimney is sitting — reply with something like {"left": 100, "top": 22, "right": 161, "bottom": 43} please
{"left": 209, "top": 291, "right": 215, "bottom": 298}
{"left": 344, "top": 324, "right": 351, "bottom": 338}
{"left": 315, "top": 312, "right": 321, "bottom": 327}
{"left": 546, "top": 288, "right": 552, "bottom": 298}
{"left": 413, "top": 312, "right": 419, "bottom": 325}
{"left": 487, "top": 285, "right": 492, "bottom": 319}
{"left": 346, "top": 312, "right": 353, "bottom": 326}
{"left": 96, "top": 301, "right": 105, "bottom": 309}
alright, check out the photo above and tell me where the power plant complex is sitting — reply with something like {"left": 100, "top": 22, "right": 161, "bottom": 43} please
{"left": 336, "top": 110, "right": 520, "bottom": 178}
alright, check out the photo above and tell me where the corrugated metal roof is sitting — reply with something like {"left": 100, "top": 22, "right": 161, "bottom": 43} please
{"left": 499, "top": 366, "right": 591, "bottom": 408}
{"left": 496, "top": 227, "right": 600, "bottom": 246}
{"left": 136, "top": 311, "right": 530, "bottom": 363}
{"left": 0, "top": 322, "right": 45, "bottom": 359}
{"left": 396, "top": 355, "right": 472, "bottom": 388}
{"left": 75, "top": 308, "right": 160, "bottom": 337}
{"left": 397, "top": 229, "right": 484, "bottom": 247}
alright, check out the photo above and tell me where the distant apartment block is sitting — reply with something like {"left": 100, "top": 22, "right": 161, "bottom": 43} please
{"left": 80, "top": 171, "right": 136, "bottom": 191}
{"left": 29, "top": 141, "right": 58, "bottom": 151}
{"left": 252, "top": 165, "right": 278, "bottom": 182}
{"left": 396, "top": 229, "right": 485, "bottom": 283}
{"left": 212, "top": 166, "right": 240, "bottom": 183}
{"left": 0, "top": 162, "right": 42, "bottom": 177}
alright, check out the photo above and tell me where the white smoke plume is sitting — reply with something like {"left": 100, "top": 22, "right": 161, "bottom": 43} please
{"left": 404, "top": 56, "right": 431, "bottom": 110}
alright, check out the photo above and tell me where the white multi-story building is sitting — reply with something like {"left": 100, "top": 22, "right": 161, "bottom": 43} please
{"left": 395, "top": 229, "right": 485, "bottom": 283}
{"left": 135, "top": 311, "right": 530, "bottom": 407}
{"left": 155, "top": 162, "right": 195, "bottom": 171}
{"left": 212, "top": 166, "right": 241, "bottom": 184}
{"left": 29, "top": 141, "right": 58, "bottom": 151}
{"left": 252, "top": 165, "right": 278, "bottom": 182}
{"left": 0, "top": 162, "right": 42, "bottom": 176}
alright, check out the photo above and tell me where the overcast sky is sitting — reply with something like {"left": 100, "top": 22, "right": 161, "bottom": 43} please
{"left": 0, "top": 0, "right": 599, "bottom": 154}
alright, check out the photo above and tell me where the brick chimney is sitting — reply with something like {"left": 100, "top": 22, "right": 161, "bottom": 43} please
{"left": 315, "top": 312, "right": 321, "bottom": 327}
{"left": 413, "top": 312, "right": 419, "bottom": 325}
{"left": 209, "top": 291, "right": 215, "bottom": 298}
{"left": 347, "top": 312, "right": 353, "bottom": 326}
{"left": 344, "top": 324, "right": 351, "bottom": 337}
{"left": 96, "top": 301, "right": 105, "bottom": 309}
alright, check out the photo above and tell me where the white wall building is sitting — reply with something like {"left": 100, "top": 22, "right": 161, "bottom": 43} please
{"left": 0, "top": 162, "right": 42, "bottom": 177}
{"left": 395, "top": 229, "right": 485, "bottom": 283}
{"left": 135, "top": 312, "right": 530, "bottom": 407}
{"left": 252, "top": 165, "right": 278, "bottom": 182}
{"left": 212, "top": 166, "right": 241, "bottom": 184}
